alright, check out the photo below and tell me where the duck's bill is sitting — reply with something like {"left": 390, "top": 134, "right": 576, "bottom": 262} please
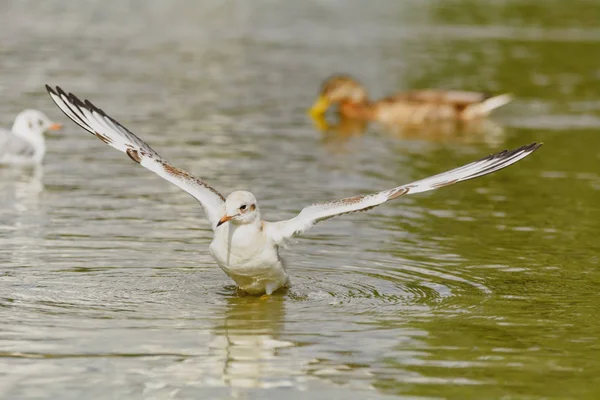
{"left": 309, "top": 113, "right": 331, "bottom": 131}
{"left": 47, "top": 122, "right": 63, "bottom": 131}
{"left": 308, "top": 95, "right": 330, "bottom": 116}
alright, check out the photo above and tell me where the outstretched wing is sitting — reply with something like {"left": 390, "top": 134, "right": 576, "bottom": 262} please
{"left": 268, "top": 143, "right": 541, "bottom": 242}
{"left": 46, "top": 85, "right": 225, "bottom": 230}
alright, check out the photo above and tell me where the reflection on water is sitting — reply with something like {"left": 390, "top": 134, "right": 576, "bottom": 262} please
{"left": 311, "top": 114, "right": 368, "bottom": 153}
{"left": 311, "top": 112, "right": 506, "bottom": 152}
{"left": 210, "top": 296, "right": 296, "bottom": 390}
{"left": 378, "top": 118, "right": 505, "bottom": 147}
{"left": 126, "top": 295, "right": 302, "bottom": 397}
{"left": 0, "top": 167, "right": 45, "bottom": 267}
{"left": 0, "top": 167, "right": 44, "bottom": 207}
{"left": 1, "top": 0, "right": 600, "bottom": 399}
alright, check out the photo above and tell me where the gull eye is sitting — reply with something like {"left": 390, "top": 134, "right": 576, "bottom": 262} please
{"left": 239, "top": 205, "right": 247, "bottom": 211}
{"left": 38, "top": 119, "right": 44, "bottom": 127}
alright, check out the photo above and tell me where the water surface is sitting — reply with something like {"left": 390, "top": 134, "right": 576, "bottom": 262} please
{"left": 1, "top": 1, "right": 600, "bottom": 399}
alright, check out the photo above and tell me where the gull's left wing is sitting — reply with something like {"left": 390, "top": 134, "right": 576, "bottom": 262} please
{"left": 45, "top": 85, "right": 226, "bottom": 230}
{"left": 268, "top": 143, "right": 541, "bottom": 243}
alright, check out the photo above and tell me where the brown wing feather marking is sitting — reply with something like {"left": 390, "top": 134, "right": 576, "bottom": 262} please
{"left": 386, "top": 187, "right": 410, "bottom": 200}
{"left": 126, "top": 148, "right": 142, "bottom": 163}
{"left": 161, "top": 162, "right": 193, "bottom": 179}
{"left": 307, "top": 194, "right": 382, "bottom": 223}
{"left": 160, "top": 161, "right": 226, "bottom": 201}
{"left": 431, "top": 179, "right": 458, "bottom": 189}
{"left": 95, "top": 132, "right": 114, "bottom": 145}
{"left": 311, "top": 195, "right": 364, "bottom": 209}
{"left": 335, "top": 195, "right": 365, "bottom": 206}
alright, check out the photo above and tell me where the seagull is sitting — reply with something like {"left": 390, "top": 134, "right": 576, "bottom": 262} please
{"left": 0, "top": 109, "right": 63, "bottom": 165}
{"left": 46, "top": 85, "right": 542, "bottom": 295}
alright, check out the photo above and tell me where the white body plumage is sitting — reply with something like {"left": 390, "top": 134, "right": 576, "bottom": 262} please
{"left": 210, "top": 219, "right": 288, "bottom": 295}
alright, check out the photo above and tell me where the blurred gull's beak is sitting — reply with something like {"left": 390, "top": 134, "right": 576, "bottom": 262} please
{"left": 47, "top": 122, "right": 63, "bottom": 131}
{"left": 217, "top": 214, "right": 234, "bottom": 227}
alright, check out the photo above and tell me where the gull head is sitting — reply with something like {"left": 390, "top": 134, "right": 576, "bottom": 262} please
{"left": 12, "top": 109, "right": 63, "bottom": 137}
{"left": 217, "top": 190, "right": 260, "bottom": 227}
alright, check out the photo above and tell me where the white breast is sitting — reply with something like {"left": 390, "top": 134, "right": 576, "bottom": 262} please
{"left": 0, "top": 129, "right": 44, "bottom": 165}
{"left": 209, "top": 222, "right": 289, "bottom": 295}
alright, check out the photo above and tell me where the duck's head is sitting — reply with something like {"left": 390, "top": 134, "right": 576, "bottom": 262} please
{"left": 12, "top": 109, "right": 62, "bottom": 137}
{"left": 309, "top": 75, "right": 368, "bottom": 117}
{"left": 217, "top": 190, "right": 260, "bottom": 227}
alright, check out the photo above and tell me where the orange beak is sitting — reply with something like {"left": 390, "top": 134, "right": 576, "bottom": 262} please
{"left": 217, "top": 214, "right": 234, "bottom": 227}
{"left": 47, "top": 122, "right": 63, "bottom": 131}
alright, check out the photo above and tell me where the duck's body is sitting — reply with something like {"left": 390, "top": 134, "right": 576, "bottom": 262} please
{"left": 0, "top": 110, "right": 62, "bottom": 165}
{"left": 310, "top": 75, "right": 512, "bottom": 124}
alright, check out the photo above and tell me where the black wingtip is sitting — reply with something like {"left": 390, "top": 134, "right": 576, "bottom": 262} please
{"left": 521, "top": 142, "right": 543, "bottom": 155}
{"left": 45, "top": 85, "right": 63, "bottom": 99}
{"left": 525, "top": 141, "right": 541, "bottom": 149}
{"left": 467, "top": 142, "right": 542, "bottom": 178}
{"left": 489, "top": 142, "right": 542, "bottom": 161}
{"left": 512, "top": 142, "right": 537, "bottom": 153}
{"left": 56, "top": 86, "right": 69, "bottom": 99}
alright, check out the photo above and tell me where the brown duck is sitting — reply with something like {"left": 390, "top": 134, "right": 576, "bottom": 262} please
{"left": 309, "top": 75, "right": 512, "bottom": 125}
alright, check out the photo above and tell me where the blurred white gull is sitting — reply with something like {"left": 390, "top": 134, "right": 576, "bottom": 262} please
{"left": 46, "top": 85, "right": 542, "bottom": 295}
{"left": 0, "top": 109, "right": 62, "bottom": 165}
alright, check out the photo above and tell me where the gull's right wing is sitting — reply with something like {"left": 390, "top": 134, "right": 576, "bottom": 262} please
{"left": 268, "top": 143, "right": 541, "bottom": 243}
{"left": 46, "top": 85, "right": 225, "bottom": 230}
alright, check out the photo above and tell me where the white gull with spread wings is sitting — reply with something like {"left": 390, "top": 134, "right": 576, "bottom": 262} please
{"left": 46, "top": 85, "right": 542, "bottom": 295}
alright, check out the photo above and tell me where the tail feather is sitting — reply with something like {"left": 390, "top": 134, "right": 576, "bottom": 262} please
{"left": 463, "top": 93, "right": 512, "bottom": 119}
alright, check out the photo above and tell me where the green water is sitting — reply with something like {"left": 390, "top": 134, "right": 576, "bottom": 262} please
{"left": 1, "top": 0, "right": 600, "bottom": 399}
